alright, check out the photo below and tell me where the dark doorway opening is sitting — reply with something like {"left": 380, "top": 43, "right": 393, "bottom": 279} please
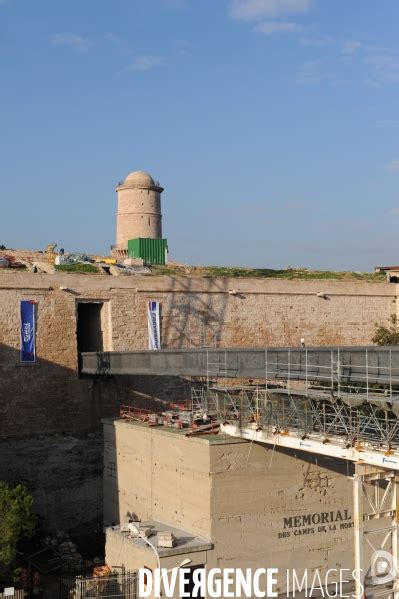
{"left": 182, "top": 566, "right": 205, "bottom": 598}
{"left": 77, "top": 303, "right": 104, "bottom": 354}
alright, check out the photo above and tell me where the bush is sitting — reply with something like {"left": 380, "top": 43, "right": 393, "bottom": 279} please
{"left": 372, "top": 314, "right": 399, "bottom": 345}
{"left": 0, "top": 482, "right": 37, "bottom": 568}
{"left": 54, "top": 263, "right": 98, "bottom": 273}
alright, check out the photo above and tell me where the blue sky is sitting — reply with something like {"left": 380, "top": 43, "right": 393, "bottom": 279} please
{"left": 1, "top": 0, "right": 399, "bottom": 270}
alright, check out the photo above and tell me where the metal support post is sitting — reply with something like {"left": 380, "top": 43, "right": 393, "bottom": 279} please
{"left": 353, "top": 471, "right": 364, "bottom": 599}
{"left": 353, "top": 465, "right": 399, "bottom": 599}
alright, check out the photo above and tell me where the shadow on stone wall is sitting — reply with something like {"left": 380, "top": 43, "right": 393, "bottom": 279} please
{"left": 0, "top": 340, "right": 123, "bottom": 551}
{"left": 160, "top": 277, "right": 231, "bottom": 348}
{"left": 0, "top": 340, "right": 199, "bottom": 550}
{"left": 275, "top": 444, "right": 355, "bottom": 477}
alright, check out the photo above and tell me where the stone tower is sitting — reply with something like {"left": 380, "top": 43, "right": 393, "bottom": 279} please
{"left": 115, "top": 170, "right": 164, "bottom": 251}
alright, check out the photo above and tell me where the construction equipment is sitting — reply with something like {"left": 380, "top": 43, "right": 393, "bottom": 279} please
{"left": 46, "top": 243, "right": 57, "bottom": 264}
{"left": 94, "top": 257, "right": 117, "bottom": 265}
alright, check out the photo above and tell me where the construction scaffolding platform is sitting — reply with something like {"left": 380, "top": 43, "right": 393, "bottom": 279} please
{"left": 191, "top": 384, "right": 399, "bottom": 470}
{"left": 88, "top": 345, "right": 399, "bottom": 468}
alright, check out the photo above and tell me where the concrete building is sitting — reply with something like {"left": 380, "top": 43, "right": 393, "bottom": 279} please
{"left": 115, "top": 170, "right": 164, "bottom": 252}
{"left": 103, "top": 418, "right": 360, "bottom": 596}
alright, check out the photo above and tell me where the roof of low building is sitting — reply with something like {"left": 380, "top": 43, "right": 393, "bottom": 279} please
{"left": 107, "top": 520, "right": 213, "bottom": 558}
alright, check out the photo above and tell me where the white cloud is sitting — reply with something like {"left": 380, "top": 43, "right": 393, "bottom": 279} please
{"left": 299, "top": 34, "right": 333, "bottom": 46}
{"left": 295, "top": 38, "right": 399, "bottom": 88}
{"left": 104, "top": 33, "right": 120, "bottom": 43}
{"left": 387, "top": 207, "right": 399, "bottom": 216}
{"left": 128, "top": 54, "right": 164, "bottom": 71}
{"left": 387, "top": 160, "right": 399, "bottom": 172}
{"left": 376, "top": 119, "right": 399, "bottom": 126}
{"left": 104, "top": 33, "right": 131, "bottom": 53}
{"left": 161, "top": 0, "right": 185, "bottom": 7}
{"left": 342, "top": 40, "right": 362, "bottom": 55}
{"left": 340, "top": 42, "right": 399, "bottom": 86}
{"left": 365, "top": 52, "right": 399, "bottom": 85}
{"left": 229, "top": 0, "right": 313, "bottom": 21}
{"left": 296, "top": 60, "right": 337, "bottom": 84}
{"left": 50, "top": 33, "right": 88, "bottom": 50}
{"left": 255, "top": 20, "right": 304, "bottom": 34}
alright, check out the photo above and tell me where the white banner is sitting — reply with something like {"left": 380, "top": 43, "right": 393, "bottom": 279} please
{"left": 147, "top": 301, "right": 161, "bottom": 350}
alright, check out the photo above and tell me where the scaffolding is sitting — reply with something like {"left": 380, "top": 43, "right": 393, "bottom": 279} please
{"left": 353, "top": 466, "right": 399, "bottom": 599}
{"left": 198, "top": 347, "right": 399, "bottom": 402}
{"left": 68, "top": 571, "right": 138, "bottom": 599}
{"left": 190, "top": 346, "right": 399, "bottom": 457}
{"left": 189, "top": 350, "right": 399, "bottom": 599}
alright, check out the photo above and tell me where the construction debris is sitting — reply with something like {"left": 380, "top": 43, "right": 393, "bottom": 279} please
{"left": 0, "top": 247, "right": 153, "bottom": 275}
{"left": 185, "top": 421, "right": 220, "bottom": 436}
{"left": 157, "top": 531, "right": 175, "bottom": 548}
{"left": 94, "top": 257, "right": 117, "bottom": 265}
{"left": 119, "top": 404, "right": 221, "bottom": 437}
{"left": 92, "top": 565, "right": 111, "bottom": 577}
{"left": 119, "top": 405, "right": 193, "bottom": 429}
{"left": 56, "top": 252, "right": 91, "bottom": 265}
{"left": 42, "top": 530, "right": 83, "bottom": 573}
{"left": 138, "top": 526, "right": 152, "bottom": 538}
{"left": 123, "top": 257, "right": 144, "bottom": 267}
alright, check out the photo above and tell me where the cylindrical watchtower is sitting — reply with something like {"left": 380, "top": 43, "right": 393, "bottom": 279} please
{"left": 115, "top": 170, "right": 164, "bottom": 251}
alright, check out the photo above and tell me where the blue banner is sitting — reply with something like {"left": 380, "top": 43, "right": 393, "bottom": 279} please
{"left": 147, "top": 301, "right": 161, "bottom": 350}
{"left": 20, "top": 300, "right": 36, "bottom": 363}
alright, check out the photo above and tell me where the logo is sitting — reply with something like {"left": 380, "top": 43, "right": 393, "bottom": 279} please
{"left": 370, "top": 550, "right": 397, "bottom": 586}
{"left": 382, "top": 457, "right": 398, "bottom": 465}
{"left": 22, "top": 322, "right": 31, "bottom": 343}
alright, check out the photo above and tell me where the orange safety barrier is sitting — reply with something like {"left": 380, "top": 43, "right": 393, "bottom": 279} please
{"left": 169, "top": 400, "right": 192, "bottom": 411}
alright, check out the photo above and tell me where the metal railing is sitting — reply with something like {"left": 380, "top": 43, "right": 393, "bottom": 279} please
{"left": 67, "top": 571, "right": 138, "bottom": 599}
{"left": 81, "top": 346, "right": 399, "bottom": 388}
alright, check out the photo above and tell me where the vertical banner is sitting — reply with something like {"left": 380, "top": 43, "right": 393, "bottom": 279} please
{"left": 147, "top": 301, "right": 161, "bottom": 350}
{"left": 20, "top": 300, "right": 36, "bottom": 363}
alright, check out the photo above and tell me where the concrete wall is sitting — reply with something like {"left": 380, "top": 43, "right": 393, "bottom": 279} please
{"left": 103, "top": 419, "right": 356, "bottom": 590}
{"left": 103, "top": 419, "right": 212, "bottom": 539}
{"left": 209, "top": 443, "right": 353, "bottom": 574}
{"left": 0, "top": 270, "right": 396, "bottom": 535}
